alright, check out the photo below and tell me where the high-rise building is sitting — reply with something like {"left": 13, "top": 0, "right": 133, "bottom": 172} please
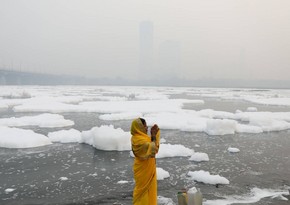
{"left": 139, "top": 21, "right": 154, "bottom": 80}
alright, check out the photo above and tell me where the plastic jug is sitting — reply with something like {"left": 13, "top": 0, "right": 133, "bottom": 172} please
{"left": 177, "top": 191, "right": 188, "bottom": 205}
{"left": 187, "top": 187, "right": 203, "bottom": 205}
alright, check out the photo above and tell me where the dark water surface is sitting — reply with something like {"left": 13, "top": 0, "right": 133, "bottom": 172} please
{"left": 1, "top": 99, "right": 290, "bottom": 205}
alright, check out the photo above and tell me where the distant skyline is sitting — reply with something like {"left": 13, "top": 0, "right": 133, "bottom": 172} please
{"left": 1, "top": 0, "right": 290, "bottom": 86}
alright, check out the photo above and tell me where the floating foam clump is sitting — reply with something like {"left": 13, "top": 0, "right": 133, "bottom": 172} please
{"left": 0, "top": 126, "right": 52, "bottom": 148}
{"left": 81, "top": 125, "right": 131, "bottom": 151}
{"left": 205, "top": 119, "right": 236, "bottom": 136}
{"left": 157, "top": 167, "right": 170, "bottom": 180}
{"left": 187, "top": 170, "right": 229, "bottom": 185}
{"left": 189, "top": 152, "right": 209, "bottom": 162}
{"left": 228, "top": 147, "right": 240, "bottom": 153}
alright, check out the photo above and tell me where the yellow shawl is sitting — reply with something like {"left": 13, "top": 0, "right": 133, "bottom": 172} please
{"left": 131, "top": 118, "right": 160, "bottom": 205}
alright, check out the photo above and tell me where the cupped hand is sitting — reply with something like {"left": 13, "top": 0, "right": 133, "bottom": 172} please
{"left": 150, "top": 124, "right": 159, "bottom": 136}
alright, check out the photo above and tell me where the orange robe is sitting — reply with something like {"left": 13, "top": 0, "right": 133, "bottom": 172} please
{"left": 131, "top": 119, "right": 160, "bottom": 205}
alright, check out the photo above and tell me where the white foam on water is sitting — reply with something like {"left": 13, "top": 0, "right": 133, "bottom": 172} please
{"left": 5, "top": 188, "right": 16, "bottom": 194}
{"left": 228, "top": 147, "right": 240, "bottom": 153}
{"left": 204, "top": 187, "right": 289, "bottom": 205}
{"left": 81, "top": 125, "right": 131, "bottom": 151}
{"left": 187, "top": 170, "right": 229, "bottom": 185}
{"left": 130, "top": 143, "right": 194, "bottom": 158}
{"left": 0, "top": 113, "right": 74, "bottom": 128}
{"left": 1, "top": 86, "right": 290, "bottom": 150}
{"left": 189, "top": 152, "right": 209, "bottom": 162}
{"left": 157, "top": 196, "right": 175, "bottom": 205}
{"left": 156, "top": 143, "right": 195, "bottom": 158}
{"left": 117, "top": 180, "right": 129, "bottom": 184}
{"left": 0, "top": 126, "right": 52, "bottom": 148}
{"left": 157, "top": 167, "right": 170, "bottom": 180}
{"left": 48, "top": 129, "right": 82, "bottom": 143}
{"left": 59, "top": 177, "right": 68, "bottom": 181}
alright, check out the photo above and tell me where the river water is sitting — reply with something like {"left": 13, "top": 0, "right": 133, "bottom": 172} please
{"left": 1, "top": 92, "right": 290, "bottom": 205}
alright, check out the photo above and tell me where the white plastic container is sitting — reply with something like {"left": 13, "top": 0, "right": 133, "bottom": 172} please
{"left": 187, "top": 187, "right": 203, "bottom": 205}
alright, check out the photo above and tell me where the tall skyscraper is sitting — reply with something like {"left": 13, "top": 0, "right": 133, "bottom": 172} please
{"left": 139, "top": 21, "right": 154, "bottom": 80}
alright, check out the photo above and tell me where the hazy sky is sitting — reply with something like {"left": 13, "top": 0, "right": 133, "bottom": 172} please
{"left": 1, "top": 0, "right": 290, "bottom": 81}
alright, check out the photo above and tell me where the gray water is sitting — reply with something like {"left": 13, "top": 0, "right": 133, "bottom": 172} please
{"left": 1, "top": 98, "right": 290, "bottom": 205}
